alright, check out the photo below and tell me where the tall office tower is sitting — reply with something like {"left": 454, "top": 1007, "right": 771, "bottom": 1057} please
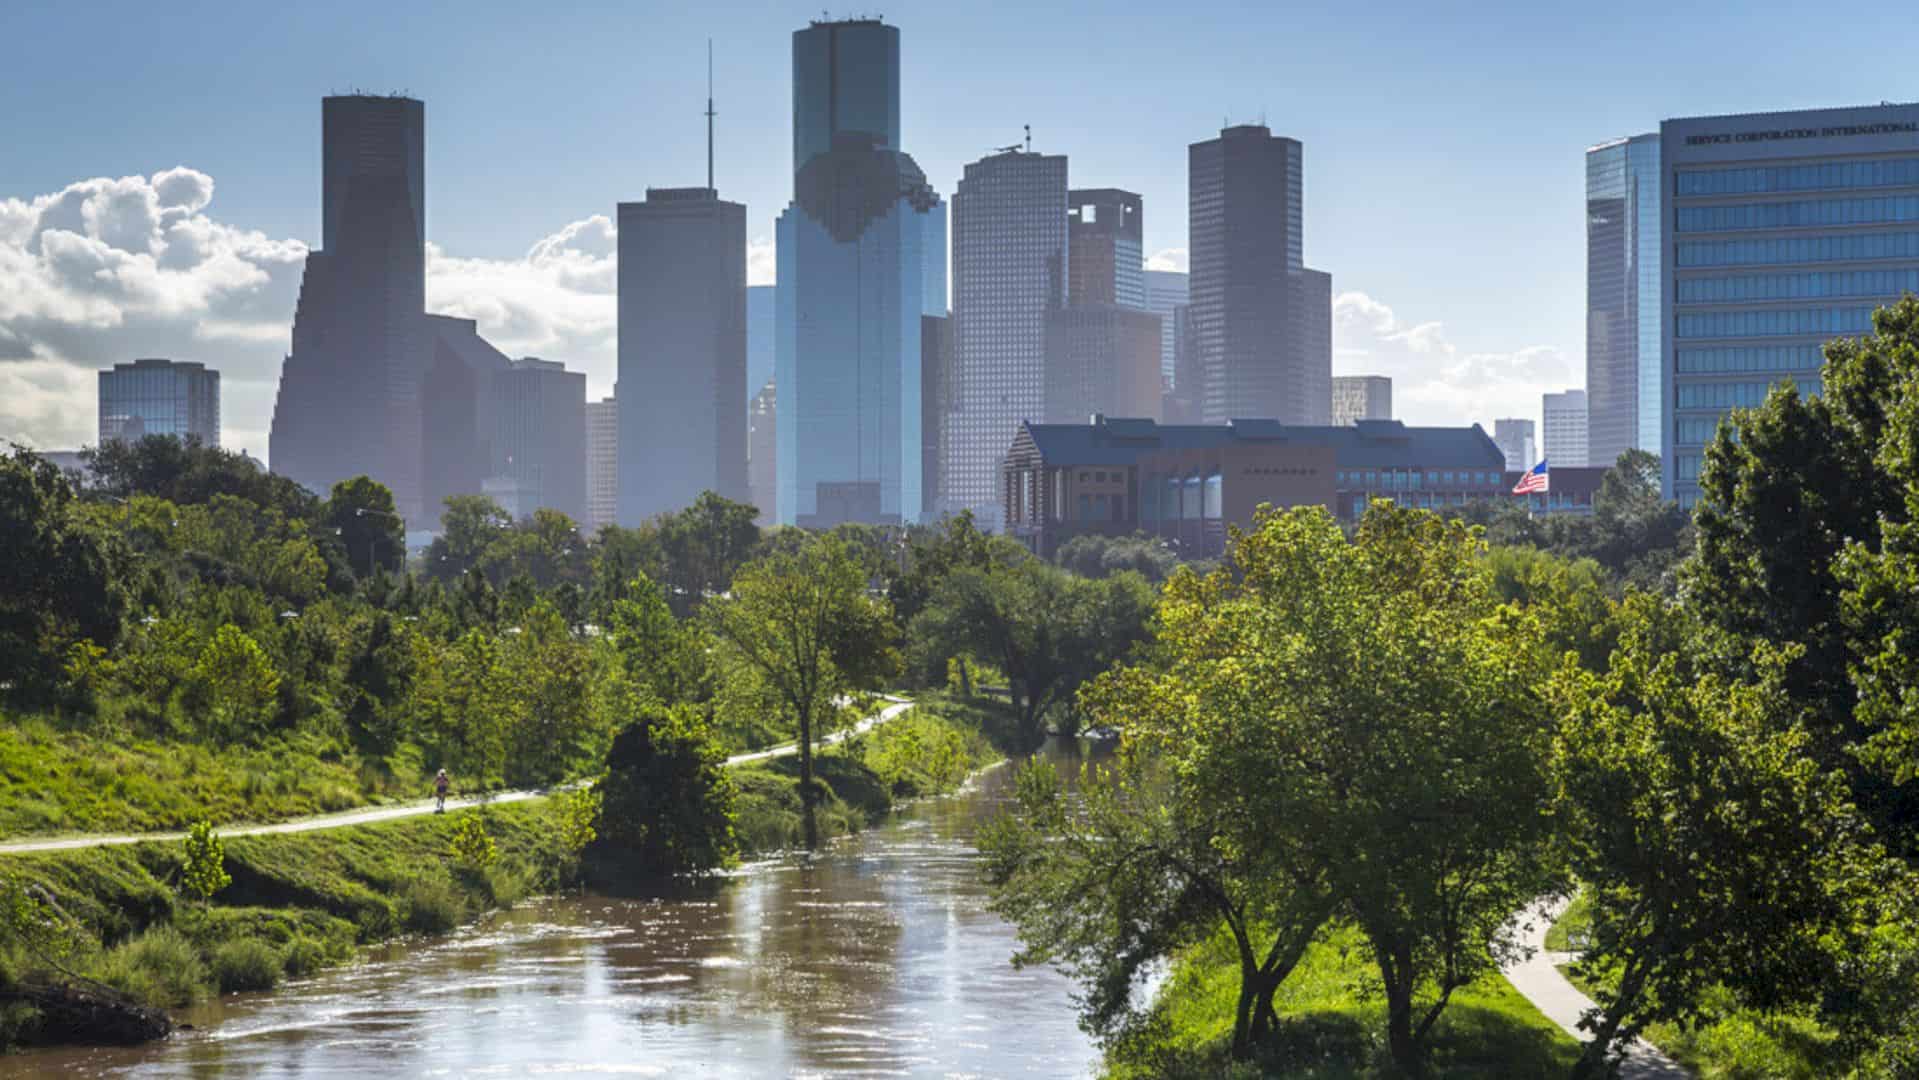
{"left": 1331, "top": 375, "right": 1392, "bottom": 426}
{"left": 1542, "top": 389, "right": 1590, "bottom": 468}
{"left": 1664, "top": 103, "right": 1919, "bottom": 503}
{"left": 488, "top": 358, "right": 586, "bottom": 523}
{"left": 776, "top": 18, "right": 944, "bottom": 527}
{"left": 747, "top": 378, "right": 776, "bottom": 523}
{"left": 948, "top": 149, "right": 1070, "bottom": 528}
{"left": 585, "top": 395, "right": 618, "bottom": 534}
{"left": 746, "top": 285, "right": 776, "bottom": 405}
{"left": 271, "top": 95, "right": 429, "bottom": 517}
{"left": 1493, "top": 418, "right": 1537, "bottom": 472}
{"left": 617, "top": 187, "right": 748, "bottom": 523}
{"left": 1067, "top": 189, "right": 1145, "bottom": 308}
{"left": 1144, "top": 269, "right": 1189, "bottom": 389}
{"left": 1044, "top": 307, "right": 1163, "bottom": 423}
{"left": 98, "top": 358, "right": 220, "bottom": 445}
{"left": 921, "top": 314, "right": 952, "bottom": 517}
{"left": 1189, "top": 124, "right": 1333, "bottom": 425}
{"left": 1586, "top": 133, "right": 1662, "bottom": 468}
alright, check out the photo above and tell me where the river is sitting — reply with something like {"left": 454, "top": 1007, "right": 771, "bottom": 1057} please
{"left": 4, "top": 748, "right": 1101, "bottom": 1078}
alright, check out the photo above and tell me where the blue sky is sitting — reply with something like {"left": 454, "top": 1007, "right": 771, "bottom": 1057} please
{"left": 2, "top": 0, "right": 1914, "bottom": 455}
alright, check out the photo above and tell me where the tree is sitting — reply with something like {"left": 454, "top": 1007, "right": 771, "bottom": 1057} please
{"left": 478, "top": 508, "right": 587, "bottom": 590}
{"left": 0, "top": 447, "right": 125, "bottom": 702}
{"left": 324, "top": 476, "right": 405, "bottom": 580}
{"left": 180, "top": 821, "right": 230, "bottom": 906}
{"left": 447, "top": 814, "right": 499, "bottom": 870}
{"left": 888, "top": 510, "right": 1026, "bottom": 627}
{"left": 604, "top": 572, "right": 709, "bottom": 707}
{"left": 1082, "top": 504, "right": 1560, "bottom": 1074}
{"left": 590, "top": 705, "right": 738, "bottom": 878}
{"left": 1053, "top": 532, "right": 1179, "bottom": 583}
{"left": 656, "top": 491, "right": 761, "bottom": 617}
{"left": 911, "top": 560, "right": 1154, "bottom": 746}
{"left": 1551, "top": 595, "right": 1871, "bottom": 1078}
{"left": 704, "top": 534, "right": 896, "bottom": 848}
{"left": 187, "top": 624, "right": 281, "bottom": 740}
{"left": 423, "top": 495, "right": 511, "bottom": 584}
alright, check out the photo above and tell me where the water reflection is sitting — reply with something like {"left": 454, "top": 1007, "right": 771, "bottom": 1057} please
{"left": 6, "top": 743, "right": 1103, "bottom": 1078}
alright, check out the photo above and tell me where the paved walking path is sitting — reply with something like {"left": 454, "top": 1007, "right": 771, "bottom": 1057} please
{"left": 0, "top": 696, "right": 914, "bottom": 856}
{"left": 1502, "top": 896, "right": 1689, "bottom": 1079}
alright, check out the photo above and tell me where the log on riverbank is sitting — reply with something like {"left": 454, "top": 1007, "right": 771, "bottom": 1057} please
{"left": 2, "top": 980, "right": 173, "bottom": 1046}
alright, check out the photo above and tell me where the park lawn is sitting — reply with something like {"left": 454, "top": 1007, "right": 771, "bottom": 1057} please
{"left": 1108, "top": 924, "right": 1580, "bottom": 1080}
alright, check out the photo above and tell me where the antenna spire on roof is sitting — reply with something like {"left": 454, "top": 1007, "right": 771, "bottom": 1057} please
{"left": 705, "top": 39, "right": 716, "bottom": 191}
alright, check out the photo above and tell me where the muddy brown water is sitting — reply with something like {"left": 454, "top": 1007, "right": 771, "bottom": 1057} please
{"left": 3, "top": 747, "right": 1101, "bottom": 1078}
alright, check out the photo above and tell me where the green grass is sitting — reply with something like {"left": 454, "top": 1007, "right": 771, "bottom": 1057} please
{"left": 1561, "top": 962, "right": 1844, "bottom": 1079}
{"left": 209, "top": 938, "right": 282, "bottom": 992}
{"left": 1107, "top": 924, "right": 1580, "bottom": 1079}
{"left": 1544, "top": 889, "right": 1592, "bottom": 953}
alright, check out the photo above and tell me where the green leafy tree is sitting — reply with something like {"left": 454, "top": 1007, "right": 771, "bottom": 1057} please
{"left": 423, "top": 494, "right": 511, "bottom": 583}
{"left": 656, "top": 491, "right": 761, "bottom": 617}
{"left": 0, "top": 447, "right": 126, "bottom": 702}
{"left": 590, "top": 705, "right": 738, "bottom": 877}
{"left": 705, "top": 534, "right": 897, "bottom": 848}
{"left": 888, "top": 510, "right": 1026, "bottom": 628}
{"left": 1053, "top": 532, "right": 1179, "bottom": 583}
{"left": 604, "top": 572, "right": 709, "bottom": 707}
{"left": 188, "top": 623, "right": 281, "bottom": 740}
{"left": 180, "top": 821, "right": 231, "bottom": 906}
{"left": 324, "top": 475, "right": 406, "bottom": 580}
{"left": 447, "top": 813, "right": 499, "bottom": 869}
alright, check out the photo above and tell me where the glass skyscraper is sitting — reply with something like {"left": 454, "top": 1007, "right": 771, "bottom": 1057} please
{"left": 776, "top": 19, "right": 944, "bottom": 527}
{"left": 1585, "top": 133, "right": 1661, "bottom": 469}
{"left": 1663, "top": 103, "right": 1919, "bottom": 503}
{"left": 98, "top": 358, "right": 220, "bottom": 446}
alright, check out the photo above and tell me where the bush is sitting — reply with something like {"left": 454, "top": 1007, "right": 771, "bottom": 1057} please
{"left": 401, "top": 874, "right": 464, "bottom": 933}
{"left": 210, "top": 938, "right": 282, "bottom": 992}
{"left": 280, "top": 934, "right": 328, "bottom": 978}
{"left": 479, "top": 861, "right": 531, "bottom": 910}
{"left": 98, "top": 925, "right": 207, "bottom": 1007}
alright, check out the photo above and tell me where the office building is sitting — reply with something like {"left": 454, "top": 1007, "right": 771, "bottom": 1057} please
{"left": 746, "top": 285, "right": 775, "bottom": 406}
{"left": 1543, "top": 389, "right": 1590, "bottom": 468}
{"left": 1161, "top": 304, "right": 1201, "bottom": 422}
{"left": 490, "top": 358, "right": 586, "bottom": 524}
{"left": 1586, "top": 134, "right": 1662, "bottom": 467}
{"left": 1189, "top": 124, "right": 1333, "bottom": 425}
{"left": 921, "top": 314, "right": 952, "bottom": 516}
{"left": 1331, "top": 375, "right": 1392, "bottom": 426}
{"left": 777, "top": 18, "right": 944, "bottom": 527}
{"left": 1044, "top": 306, "right": 1163, "bottom": 423}
{"left": 585, "top": 395, "right": 618, "bottom": 534}
{"left": 270, "top": 95, "right": 431, "bottom": 518}
{"left": 1003, "top": 416, "right": 1507, "bottom": 558}
{"left": 420, "top": 313, "right": 511, "bottom": 521}
{"left": 617, "top": 186, "right": 748, "bottom": 523}
{"left": 1144, "top": 269, "right": 1189, "bottom": 389}
{"left": 748, "top": 378, "right": 776, "bottom": 523}
{"left": 98, "top": 358, "right": 220, "bottom": 446}
{"left": 948, "top": 148, "right": 1070, "bottom": 528}
{"left": 1663, "top": 102, "right": 1919, "bottom": 503}
{"left": 1493, "top": 418, "right": 1537, "bottom": 471}
{"left": 1067, "top": 189, "right": 1145, "bottom": 308}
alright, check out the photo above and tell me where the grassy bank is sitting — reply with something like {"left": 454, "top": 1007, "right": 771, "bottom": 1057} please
{"left": 1107, "top": 924, "right": 1580, "bottom": 1079}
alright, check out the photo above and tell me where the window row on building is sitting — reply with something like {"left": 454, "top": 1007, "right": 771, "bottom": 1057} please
{"left": 1675, "top": 345, "right": 1826, "bottom": 374}
{"left": 1335, "top": 468, "right": 1504, "bottom": 490}
{"left": 1673, "top": 377, "right": 1822, "bottom": 410}
{"left": 1676, "top": 195, "right": 1919, "bottom": 233}
{"left": 1675, "top": 157, "right": 1919, "bottom": 197}
{"left": 1677, "top": 230, "right": 1919, "bottom": 268}
{"left": 1677, "top": 267, "right": 1919, "bottom": 303}
{"left": 1675, "top": 306, "right": 1879, "bottom": 339}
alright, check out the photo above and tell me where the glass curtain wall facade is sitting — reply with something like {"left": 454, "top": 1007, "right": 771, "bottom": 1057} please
{"left": 1144, "top": 269, "right": 1189, "bottom": 388}
{"left": 98, "top": 358, "right": 220, "bottom": 446}
{"left": 1585, "top": 133, "right": 1662, "bottom": 467}
{"left": 1663, "top": 104, "right": 1919, "bottom": 503}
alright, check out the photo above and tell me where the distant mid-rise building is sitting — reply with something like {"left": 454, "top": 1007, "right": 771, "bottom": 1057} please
{"left": 1493, "top": 418, "right": 1537, "bottom": 472}
{"left": 98, "top": 358, "right": 220, "bottom": 446}
{"left": 1189, "top": 124, "right": 1332, "bottom": 425}
{"left": 1586, "top": 133, "right": 1662, "bottom": 469}
{"left": 746, "top": 285, "right": 775, "bottom": 405}
{"left": 585, "top": 395, "right": 618, "bottom": 533}
{"left": 1144, "top": 269, "right": 1189, "bottom": 390}
{"left": 1662, "top": 102, "right": 1919, "bottom": 503}
{"left": 948, "top": 148, "right": 1070, "bottom": 528}
{"left": 1044, "top": 306, "right": 1163, "bottom": 423}
{"left": 1161, "top": 303, "right": 1201, "bottom": 423}
{"left": 617, "top": 186, "right": 748, "bottom": 524}
{"left": 490, "top": 358, "right": 586, "bottom": 524}
{"left": 921, "top": 314, "right": 952, "bottom": 517}
{"left": 1067, "top": 189, "right": 1144, "bottom": 309}
{"left": 747, "top": 378, "right": 776, "bottom": 523}
{"left": 1542, "top": 389, "right": 1590, "bottom": 468}
{"left": 1331, "top": 375, "right": 1391, "bottom": 426}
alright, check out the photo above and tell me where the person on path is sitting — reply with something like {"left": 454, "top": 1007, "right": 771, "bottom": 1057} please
{"left": 434, "top": 769, "right": 450, "bottom": 813}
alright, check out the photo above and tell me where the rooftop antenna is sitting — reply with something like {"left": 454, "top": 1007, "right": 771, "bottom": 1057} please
{"left": 1024, "top": 124, "right": 1031, "bottom": 153}
{"left": 705, "top": 39, "right": 716, "bottom": 191}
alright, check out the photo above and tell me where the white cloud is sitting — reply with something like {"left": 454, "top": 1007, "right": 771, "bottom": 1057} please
{"left": 1145, "top": 247, "right": 1188, "bottom": 273}
{"left": 748, "top": 234, "right": 776, "bottom": 286}
{"left": 1332, "top": 290, "right": 1574, "bottom": 430}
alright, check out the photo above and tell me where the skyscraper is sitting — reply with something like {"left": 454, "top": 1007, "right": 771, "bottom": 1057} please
{"left": 1144, "top": 269, "right": 1189, "bottom": 390}
{"left": 921, "top": 314, "right": 952, "bottom": 516}
{"left": 746, "top": 285, "right": 776, "bottom": 404}
{"left": 617, "top": 187, "right": 748, "bottom": 523}
{"left": 490, "top": 358, "right": 587, "bottom": 524}
{"left": 585, "top": 395, "right": 618, "bottom": 534}
{"left": 1067, "top": 189, "right": 1144, "bottom": 308}
{"left": 1189, "top": 124, "right": 1332, "bottom": 425}
{"left": 1586, "top": 133, "right": 1662, "bottom": 469}
{"left": 948, "top": 149, "right": 1069, "bottom": 528}
{"left": 98, "top": 358, "right": 220, "bottom": 446}
{"left": 1662, "top": 103, "right": 1919, "bottom": 503}
{"left": 1043, "top": 307, "right": 1163, "bottom": 423}
{"left": 1493, "top": 418, "right": 1537, "bottom": 472}
{"left": 1542, "top": 389, "right": 1590, "bottom": 468}
{"left": 747, "top": 378, "right": 776, "bottom": 523}
{"left": 1331, "top": 375, "right": 1391, "bottom": 426}
{"left": 776, "top": 18, "right": 944, "bottom": 527}
{"left": 270, "top": 95, "right": 430, "bottom": 517}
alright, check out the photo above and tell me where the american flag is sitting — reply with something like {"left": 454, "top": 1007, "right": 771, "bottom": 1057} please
{"left": 1512, "top": 459, "right": 1549, "bottom": 495}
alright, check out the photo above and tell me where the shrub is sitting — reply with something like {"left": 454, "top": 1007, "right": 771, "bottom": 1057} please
{"left": 210, "top": 938, "right": 282, "bottom": 992}
{"left": 280, "top": 935, "right": 328, "bottom": 978}
{"left": 98, "top": 925, "right": 207, "bottom": 1007}
{"left": 480, "top": 861, "right": 531, "bottom": 910}
{"left": 401, "top": 874, "right": 464, "bottom": 933}
{"left": 447, "top": 814, "right": 498, "bottom": 870}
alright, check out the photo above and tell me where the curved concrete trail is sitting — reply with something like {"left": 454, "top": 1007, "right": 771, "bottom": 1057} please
{"left": 1502, "top": 897, "right": 1689, "bottom": 1079}
{"left": 0, "top": 696, "right": 914, "bottom": 857}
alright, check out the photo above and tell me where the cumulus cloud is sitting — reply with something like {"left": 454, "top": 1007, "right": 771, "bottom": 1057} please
{"left": 748, "top": 234, "right": 776, "bottom": 286}
{"left": 1332, "top": 290, "right": 1575, "bottom": 430}
{"left": 1145, "top": 247, "right": 1188, "bottom": 273}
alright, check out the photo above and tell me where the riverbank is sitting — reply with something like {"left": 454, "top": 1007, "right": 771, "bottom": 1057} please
{"left": 0, "top": 696, "right": 1005, "bottom": 1053}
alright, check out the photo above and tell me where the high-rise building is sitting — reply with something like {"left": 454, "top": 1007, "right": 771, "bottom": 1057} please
{"left": 98, "top": 358, "right": 220, "bottom": 446}
{"left": 746, "top": 285, "right": 776, "bottom": 405}
{"left": 270, "top": 95, "right": 430, "bottom": 517}
{"left": 1331, "top": 375, "right": 1391, "bottom": 426}
{"left": 1144, "top": 269, "right": 1189, "bottom": 390}
{"left": 617, "top": 187, "right": 748, "bottom": 523}
{"left": 1493, "top": 418, "right": 1537, "bottom": 472}
{"left": 1542, "top": 389, "right": 1590, "bottom": 468}
{"left": 747, "top": 378, "right": 776, "bottom": 523}
{"left": 1663, "top": 103, "right": 1919, "bottom": 503}
{"left": 921, "top": 314, "right": 952, "bottom": 516}
{"left": 1189, "top": 124, "right": 1332, "bottom": 425}
{"left": 1044, "top": 308, "right": 1162, "bottom": 424}
{"left": 489, "top": 358, "right": 586, "bottom": 524}
{"left": 1586, "top": 133, "right": 1662, "bottom": 469}
{"left": 777, "top": 18, "right": 944, "bottom": 528}
{"left": 585, "top": 395, "right": 618, "bottom": 534}
{"left": 1067, "top": 189, "right": 1144, "bottom": 309}
{"left": 948, "top": 149, "right": 1070, "bottom": 528}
